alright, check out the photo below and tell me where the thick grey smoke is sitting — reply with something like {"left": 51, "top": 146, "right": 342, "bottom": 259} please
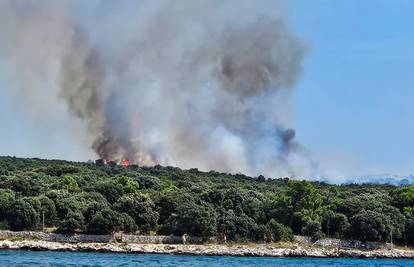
{"left": 0, "top": 0, "right": 315, "bottom": 177}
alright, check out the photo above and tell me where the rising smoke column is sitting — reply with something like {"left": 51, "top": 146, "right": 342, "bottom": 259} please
{"left": 0, "top": 0, "right": 315, "bottom": 178}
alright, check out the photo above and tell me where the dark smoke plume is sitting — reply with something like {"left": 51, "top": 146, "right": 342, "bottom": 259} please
{"left": 0, "top": 0, "right": 315, "bottom": 177}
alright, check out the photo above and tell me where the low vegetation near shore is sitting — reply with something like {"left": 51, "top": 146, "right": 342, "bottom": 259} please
{"left": 1, "top": 156, "right": 414, "bottom": 246}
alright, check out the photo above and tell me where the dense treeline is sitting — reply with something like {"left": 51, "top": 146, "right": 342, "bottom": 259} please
{"left": 1, "top": 156, "right": 414, "bottom": 244}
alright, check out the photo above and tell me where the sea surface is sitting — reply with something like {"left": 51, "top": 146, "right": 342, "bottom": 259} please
{"left": 1, "top": 250, "right": 414, "bottom": 267}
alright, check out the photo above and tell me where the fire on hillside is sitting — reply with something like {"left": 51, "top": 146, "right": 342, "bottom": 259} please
{"left": 94, "top": 158, "right": 135, "bottom": 168}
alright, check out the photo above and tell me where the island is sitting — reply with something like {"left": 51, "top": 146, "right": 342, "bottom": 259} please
{"left": 1, "top": 156, "right": 414, "bottom": 258}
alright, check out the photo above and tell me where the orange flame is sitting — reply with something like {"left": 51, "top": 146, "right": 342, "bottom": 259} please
{"left": 122, "top": 159, "right": 130, "bottom": 167}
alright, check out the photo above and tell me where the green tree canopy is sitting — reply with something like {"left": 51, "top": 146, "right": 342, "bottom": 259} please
{"left": 114, "top": 192, "right": 159, "bottom": 233}
{"left": 8, "top": 198, "right": 39, "bottom": 231}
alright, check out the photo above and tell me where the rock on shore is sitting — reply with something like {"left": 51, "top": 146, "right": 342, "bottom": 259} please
{"left": 1, "top": 240, "right": 414, "bottom": 258}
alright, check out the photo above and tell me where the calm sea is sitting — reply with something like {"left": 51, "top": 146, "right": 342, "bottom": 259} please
{"left": 1, "top": 250, "right": 414, "bottom": 267}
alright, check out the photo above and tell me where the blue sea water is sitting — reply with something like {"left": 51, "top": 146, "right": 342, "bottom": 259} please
{"left": 1, "top": 250, "right": 414, "bottom": 267}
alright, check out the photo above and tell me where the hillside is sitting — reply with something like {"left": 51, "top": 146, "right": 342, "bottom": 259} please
{"left": 1, "top": 156, "right": 414, "bottom": 245}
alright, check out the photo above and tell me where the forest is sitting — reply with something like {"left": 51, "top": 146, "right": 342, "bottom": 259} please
{"left": 1, "top": 156, "right": 414, "bottom": 245}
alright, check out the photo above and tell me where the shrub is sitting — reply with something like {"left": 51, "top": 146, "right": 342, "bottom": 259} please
{"left": 114, "top": 193, "right": 159, "bottom": 233}
{"left": 302, "top": 220, "right": 323, "bottom": 240}
{"left": 8, "top": 198, "right": 40, "bottom": 231}
{"left": 267, "top": 219, "right": 293, "bottom": 242}
{"left": 58, "top": 210, "right": 85, "bottom": 233}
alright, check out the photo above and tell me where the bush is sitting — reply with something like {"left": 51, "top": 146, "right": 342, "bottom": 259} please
{"left": 59, "top": 175, "right": 80, "bottom": 192}
{"left": 136, "top": 175, "right": 163, "bottom": 190}
{"left": 36, "top": 195, "right": 57, "bottom": 226}
{"left": 321, "top": 211, "right": 350, "bottom": 237}
{"left": 174, "top": 202, "right": 218, "bottom": 239}
{"left": 114, "top": 193, "right": 159, "bottom": 233}
{"left": 302, "top": 220, "right": 323, "bottom": 240}
{"left": 94, "top": 182, "right": 124, "bottom": 204}
{"left": 8, "top": 198, "right": 39, "bottom": 231}
{"left": 113, "top": 176, "right": 139, "bottom": 194}
{"left": 86, "top": 208, "right": 120, "bottom": 234}
{"left": 0, "top": 220, "right": 9, "bottom": 230}
{"left": 58, "top": 210, "right": 85, "bottom": 233}
{"left": 0, "top": 189, "right": 15, "bottom": 218}
{"left": 349, "top": 210, "right": 391, "bottom": 242}
{"left": 118, "top": 213, "right": 138, "bottom": 233}
{"left": 267, "top": 219, "right": 293, "bottom": 242}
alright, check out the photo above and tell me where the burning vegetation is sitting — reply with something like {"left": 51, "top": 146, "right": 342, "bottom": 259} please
{"left": 0, "top": 0, "right": 316, "bottom": 178}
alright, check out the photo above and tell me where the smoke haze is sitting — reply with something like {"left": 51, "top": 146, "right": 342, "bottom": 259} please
{"left": 0, "top": 0, "right": 315, "bottom": 178}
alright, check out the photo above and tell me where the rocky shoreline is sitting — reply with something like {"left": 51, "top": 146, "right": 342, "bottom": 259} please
{"left": 2, "top": 240, "right": 414, "bottom": 258}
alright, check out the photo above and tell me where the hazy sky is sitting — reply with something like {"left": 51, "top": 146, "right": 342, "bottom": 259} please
{"left": 0, "top": 0, "right": 413, "bottom": 178}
